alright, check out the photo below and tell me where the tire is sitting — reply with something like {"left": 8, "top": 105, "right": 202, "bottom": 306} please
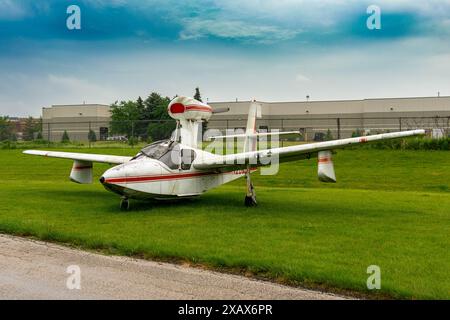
{"left": 244, "top": 196, "right": 257, "bottom": 207}
{"left": 120, "top": 199, "right": 130, "bottom": 211}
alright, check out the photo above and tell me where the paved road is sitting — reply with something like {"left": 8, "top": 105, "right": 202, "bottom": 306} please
{"left": 0, "top": 234, "right": 345, "bottom": 300}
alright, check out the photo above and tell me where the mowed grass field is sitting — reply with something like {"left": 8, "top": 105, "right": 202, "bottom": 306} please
{"left": 0, "top": 148, "right": 449, "bottom": 299}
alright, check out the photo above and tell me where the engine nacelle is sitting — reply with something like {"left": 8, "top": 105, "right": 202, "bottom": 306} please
{"left": 318, "top": 150, "right": 336, "bottom": 183}
{"left": 168, "top": 96, "right": 212, "bottom": 121}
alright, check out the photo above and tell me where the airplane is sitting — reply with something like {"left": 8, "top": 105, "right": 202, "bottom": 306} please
{"left": 24, "top": 96, "right": 425, "bottom": 210}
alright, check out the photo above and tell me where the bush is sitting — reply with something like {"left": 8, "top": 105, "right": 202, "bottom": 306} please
{"left": 325, "top": 129, "right": 334, "bottom": 141}
{"left": 1, "top": 140, "right": 16, "bottom": 149}
{"left": 61, "top": 130, "right": 70, "bottom": 143}
{"left": 88, "top": 130, "right": 97, "bottom": 142}
{"left": 128, "top": 136, "right": 138, "bottom": 146}
{"left": 366, "top": 137, "right": 450, "bottom": 151}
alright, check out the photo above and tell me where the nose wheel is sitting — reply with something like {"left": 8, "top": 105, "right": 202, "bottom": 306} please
{"left": 245, "top": 167, "right": 257, "bottom": 207}
{"left": 120, "top": 197, "right": 130, "bottom": 211}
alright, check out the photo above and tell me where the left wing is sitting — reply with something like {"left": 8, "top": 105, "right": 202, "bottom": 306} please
{"left": 23, "top": 150, "right": 132, "bottom": 184}
{"left": 23, "top": 150, "right": 132, "bottom": 164}
{"left": 194, "top": 129, "right": 425, "bottom": 170}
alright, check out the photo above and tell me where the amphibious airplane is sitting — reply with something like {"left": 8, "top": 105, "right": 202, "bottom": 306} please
{"left": 24, "top": 96, "right": 425, "bottom": 210}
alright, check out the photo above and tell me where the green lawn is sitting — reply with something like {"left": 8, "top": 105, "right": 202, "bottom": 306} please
{"left": 0, "top": 148, "right": 449, "bottom": 299}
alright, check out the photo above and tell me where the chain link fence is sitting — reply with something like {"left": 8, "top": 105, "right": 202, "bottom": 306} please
{"left": 40, "top": 116, "right": 450, "bottom": 147}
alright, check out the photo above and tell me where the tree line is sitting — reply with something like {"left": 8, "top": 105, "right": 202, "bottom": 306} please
{"left": 0, "top": 88, "right": 203, "bottom": 143}
{"left": 110, "top": 88, "right": 203, "bottom": 142}
{"left": 0, "top": 116, "right": 42, "bottom": 142}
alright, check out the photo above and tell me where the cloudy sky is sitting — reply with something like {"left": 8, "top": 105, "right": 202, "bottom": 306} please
{"left": 1, "top": 0, "right": 450, "bottom": 116}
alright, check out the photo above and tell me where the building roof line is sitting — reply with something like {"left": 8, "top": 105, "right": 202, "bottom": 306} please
{"left": 45, "top": 104, "right": 110, "bottom": 108}
{"left": 209, "top": 95, "right": 450, "bottom": 105}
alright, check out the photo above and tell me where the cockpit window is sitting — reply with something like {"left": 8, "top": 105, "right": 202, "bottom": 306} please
{"left": 133, "top": 140, "right": 181, "bottom": 170}
{"left": 140, "top": 140, "right": 175, "bottom": 159}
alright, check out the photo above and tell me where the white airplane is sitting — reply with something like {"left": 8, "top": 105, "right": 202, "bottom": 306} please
{"left": 24, "top": 96, "right": 425, "bottom": 210}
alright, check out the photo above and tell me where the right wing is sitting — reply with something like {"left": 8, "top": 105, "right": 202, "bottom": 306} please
{"left": 194, "top": 129, "right": 425, "bottom": 170}
{"left": 23, "top": 150, "right": 132, "bottom": 164}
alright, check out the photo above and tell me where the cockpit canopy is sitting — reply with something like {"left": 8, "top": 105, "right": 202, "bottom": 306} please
{"left": 134, "top": 140, "right": 196, "bottom": 170}
{"left": 138, "top": 140, "right": 177, "bottom": 160}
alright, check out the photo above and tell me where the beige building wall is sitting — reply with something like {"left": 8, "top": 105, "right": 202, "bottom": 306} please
{"left": 40, "top": 96, "right": 450, "bottom": 142}
{"left": 42, "top": 104, "right": 110, "bottom": 142}
{"left": 209, "top": 96, "right": 450, "bottom": 139}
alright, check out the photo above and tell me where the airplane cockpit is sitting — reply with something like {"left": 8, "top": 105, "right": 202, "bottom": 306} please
{"left": 133, "top": 140, "right": 196, "bottom": 170}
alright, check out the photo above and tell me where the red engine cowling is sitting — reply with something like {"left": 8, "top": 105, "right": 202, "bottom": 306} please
{"left": 168, "top": 96, "right": 212, "bottom": 121}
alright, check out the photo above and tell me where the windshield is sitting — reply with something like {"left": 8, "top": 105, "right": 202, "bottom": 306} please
{"left": 135, "top": 140, "right": 178, "bottom": 160}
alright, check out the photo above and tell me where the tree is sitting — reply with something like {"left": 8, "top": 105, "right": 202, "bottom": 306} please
{"left": 0, "top": 116, "right": 13, "bottom": 141}
{"left": 194, "top": 87, "right": 207, "bottom": 139}
{"left": 194, "top": 87, "right": 202, "bottom": 102}
{"left": 134, "top": 96, "right": 147, "bottom": 138}
{"left": 88, "top": 129, "right": 97, "bottom": 142}
{"left": 110, "top": 100, "right": 140, "bottom": 138}
{"left": 23, "top": 117, "right": 38, "bottom": 141}
{"left": 325, "top": 129, "right": 334, "bottom": 141}
{"left": 61, "top": 130, "right": 70, "bottom": 143}
{"left": 144, "top": 92, "right": 171, "bottom": 120}
{"left": 144, "top": 93, "right": 175, "bottom": 142}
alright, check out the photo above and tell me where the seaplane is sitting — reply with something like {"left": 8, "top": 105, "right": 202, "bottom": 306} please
{"left": 24, "top": 96, "right": 425, "bottom": 210}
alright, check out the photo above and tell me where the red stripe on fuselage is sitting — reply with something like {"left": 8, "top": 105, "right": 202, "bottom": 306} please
{"left": 105, "top": 168, "right": 257, "bottom": 184}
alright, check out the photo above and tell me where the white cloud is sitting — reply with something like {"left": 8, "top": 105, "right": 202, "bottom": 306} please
{"left": 0, "top": 0, "right": 28, "bottom": 20}
{"left": 295, "top": 74, "right": 310, "bottom": 82}
{"left": 179, "top": 18, "right": 300, "bottom": 43}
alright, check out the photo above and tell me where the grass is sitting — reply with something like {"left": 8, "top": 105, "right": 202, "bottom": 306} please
{"left": 0, "top": 148, "right": 449, "bottom": 299}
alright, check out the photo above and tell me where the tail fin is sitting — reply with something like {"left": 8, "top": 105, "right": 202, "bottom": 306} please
{"left": 244, "top": 101, "right": 262, "bottom": 152}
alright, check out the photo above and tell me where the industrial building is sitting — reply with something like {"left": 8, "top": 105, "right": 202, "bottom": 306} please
{"left": 208, "top": 96, "right": 450, "bottom": 140}
{"left": 42, "top": 104, "right": 110, "bottom": 142}
{"left": 41, "top": 96, "right": 450, "bottom": 142}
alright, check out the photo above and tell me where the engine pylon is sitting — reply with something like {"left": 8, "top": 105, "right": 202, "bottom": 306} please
{"left": 317, "top": 150, "right": 336, "bottom": 183}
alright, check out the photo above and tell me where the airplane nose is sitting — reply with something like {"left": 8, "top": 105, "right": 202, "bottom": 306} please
{"left": 99, "top": 176, "right": 105, "bottom": 184}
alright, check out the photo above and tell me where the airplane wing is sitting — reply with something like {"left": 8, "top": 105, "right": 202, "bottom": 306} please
{"left": 194, "top": 129, "right": 425, "bottom": 170}
{"left": 23, "top": 150, "right": 132, "bottom": 164}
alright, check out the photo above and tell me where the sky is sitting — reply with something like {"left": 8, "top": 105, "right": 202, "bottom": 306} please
{"left": 1, "top": 0, "right": 450, "bottom": 117}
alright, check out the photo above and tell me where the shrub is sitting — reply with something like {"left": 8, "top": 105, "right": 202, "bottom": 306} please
{"left": 365, "top": 137, "right": 450, "bottom": 151}
{"left": 61, "top": 130, "right": 70, "bottom": 143}
{"left": 88, "top": 129, "right": 97, "bottom": 142}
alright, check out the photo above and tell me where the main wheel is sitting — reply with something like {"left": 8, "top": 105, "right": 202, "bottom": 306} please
{"left": 120, "top": 198, "right": 130, "bottom": 211}
{"left": 244, "top": 195, "right": 257, "bottom": 207}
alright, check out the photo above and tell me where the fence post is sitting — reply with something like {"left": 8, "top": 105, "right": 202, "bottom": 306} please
{"left": 399, "top": 117, "right": 402, "bottom": 131}
{"left": 88, "top": 121, "right": 91, "bottom": 148}
{"left": 281, "top": 119, "right": 284, "bottom": 147}
{"left": 337, "top": 118, "right": 341, "bottom": 139}
{"left": 131, "top": 120, "right": 134, "bottom": 148}
{"left": 47, "top": 123, "right": 50, "bottom": 147}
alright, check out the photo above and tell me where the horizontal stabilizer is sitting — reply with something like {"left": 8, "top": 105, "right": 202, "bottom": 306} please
{"left": 212, "top": 107, "right": 230, "bottom": 114}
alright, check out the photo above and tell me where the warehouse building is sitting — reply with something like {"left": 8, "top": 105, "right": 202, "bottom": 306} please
{"left": 41, "top": 96, "right": 450, "bottom": 142}
{"left": 208, "top": 96, "right": 450, "bottom": 140}
{"left": 42, "top": 104, "right": 110, "bottom": 142}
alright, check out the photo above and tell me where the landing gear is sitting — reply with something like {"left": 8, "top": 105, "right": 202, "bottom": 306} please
{"left": 244, "top": 167, "right": 257, "bottom": 207}
{"left": 120, "top": 197, "right": 130, "bottom": 211}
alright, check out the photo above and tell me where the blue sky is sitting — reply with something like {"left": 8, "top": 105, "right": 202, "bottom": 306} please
{"left": 1, "top": 0, "right": 450, "bottom": 116}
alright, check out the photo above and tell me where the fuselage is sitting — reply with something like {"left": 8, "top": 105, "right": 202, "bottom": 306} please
{"left": 99, "top": 141, "right": 251, "bottom": 200}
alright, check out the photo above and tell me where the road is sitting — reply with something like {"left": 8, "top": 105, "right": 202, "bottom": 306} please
{"left": 0, "top": 234, "right": 345, "bottom": 300}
